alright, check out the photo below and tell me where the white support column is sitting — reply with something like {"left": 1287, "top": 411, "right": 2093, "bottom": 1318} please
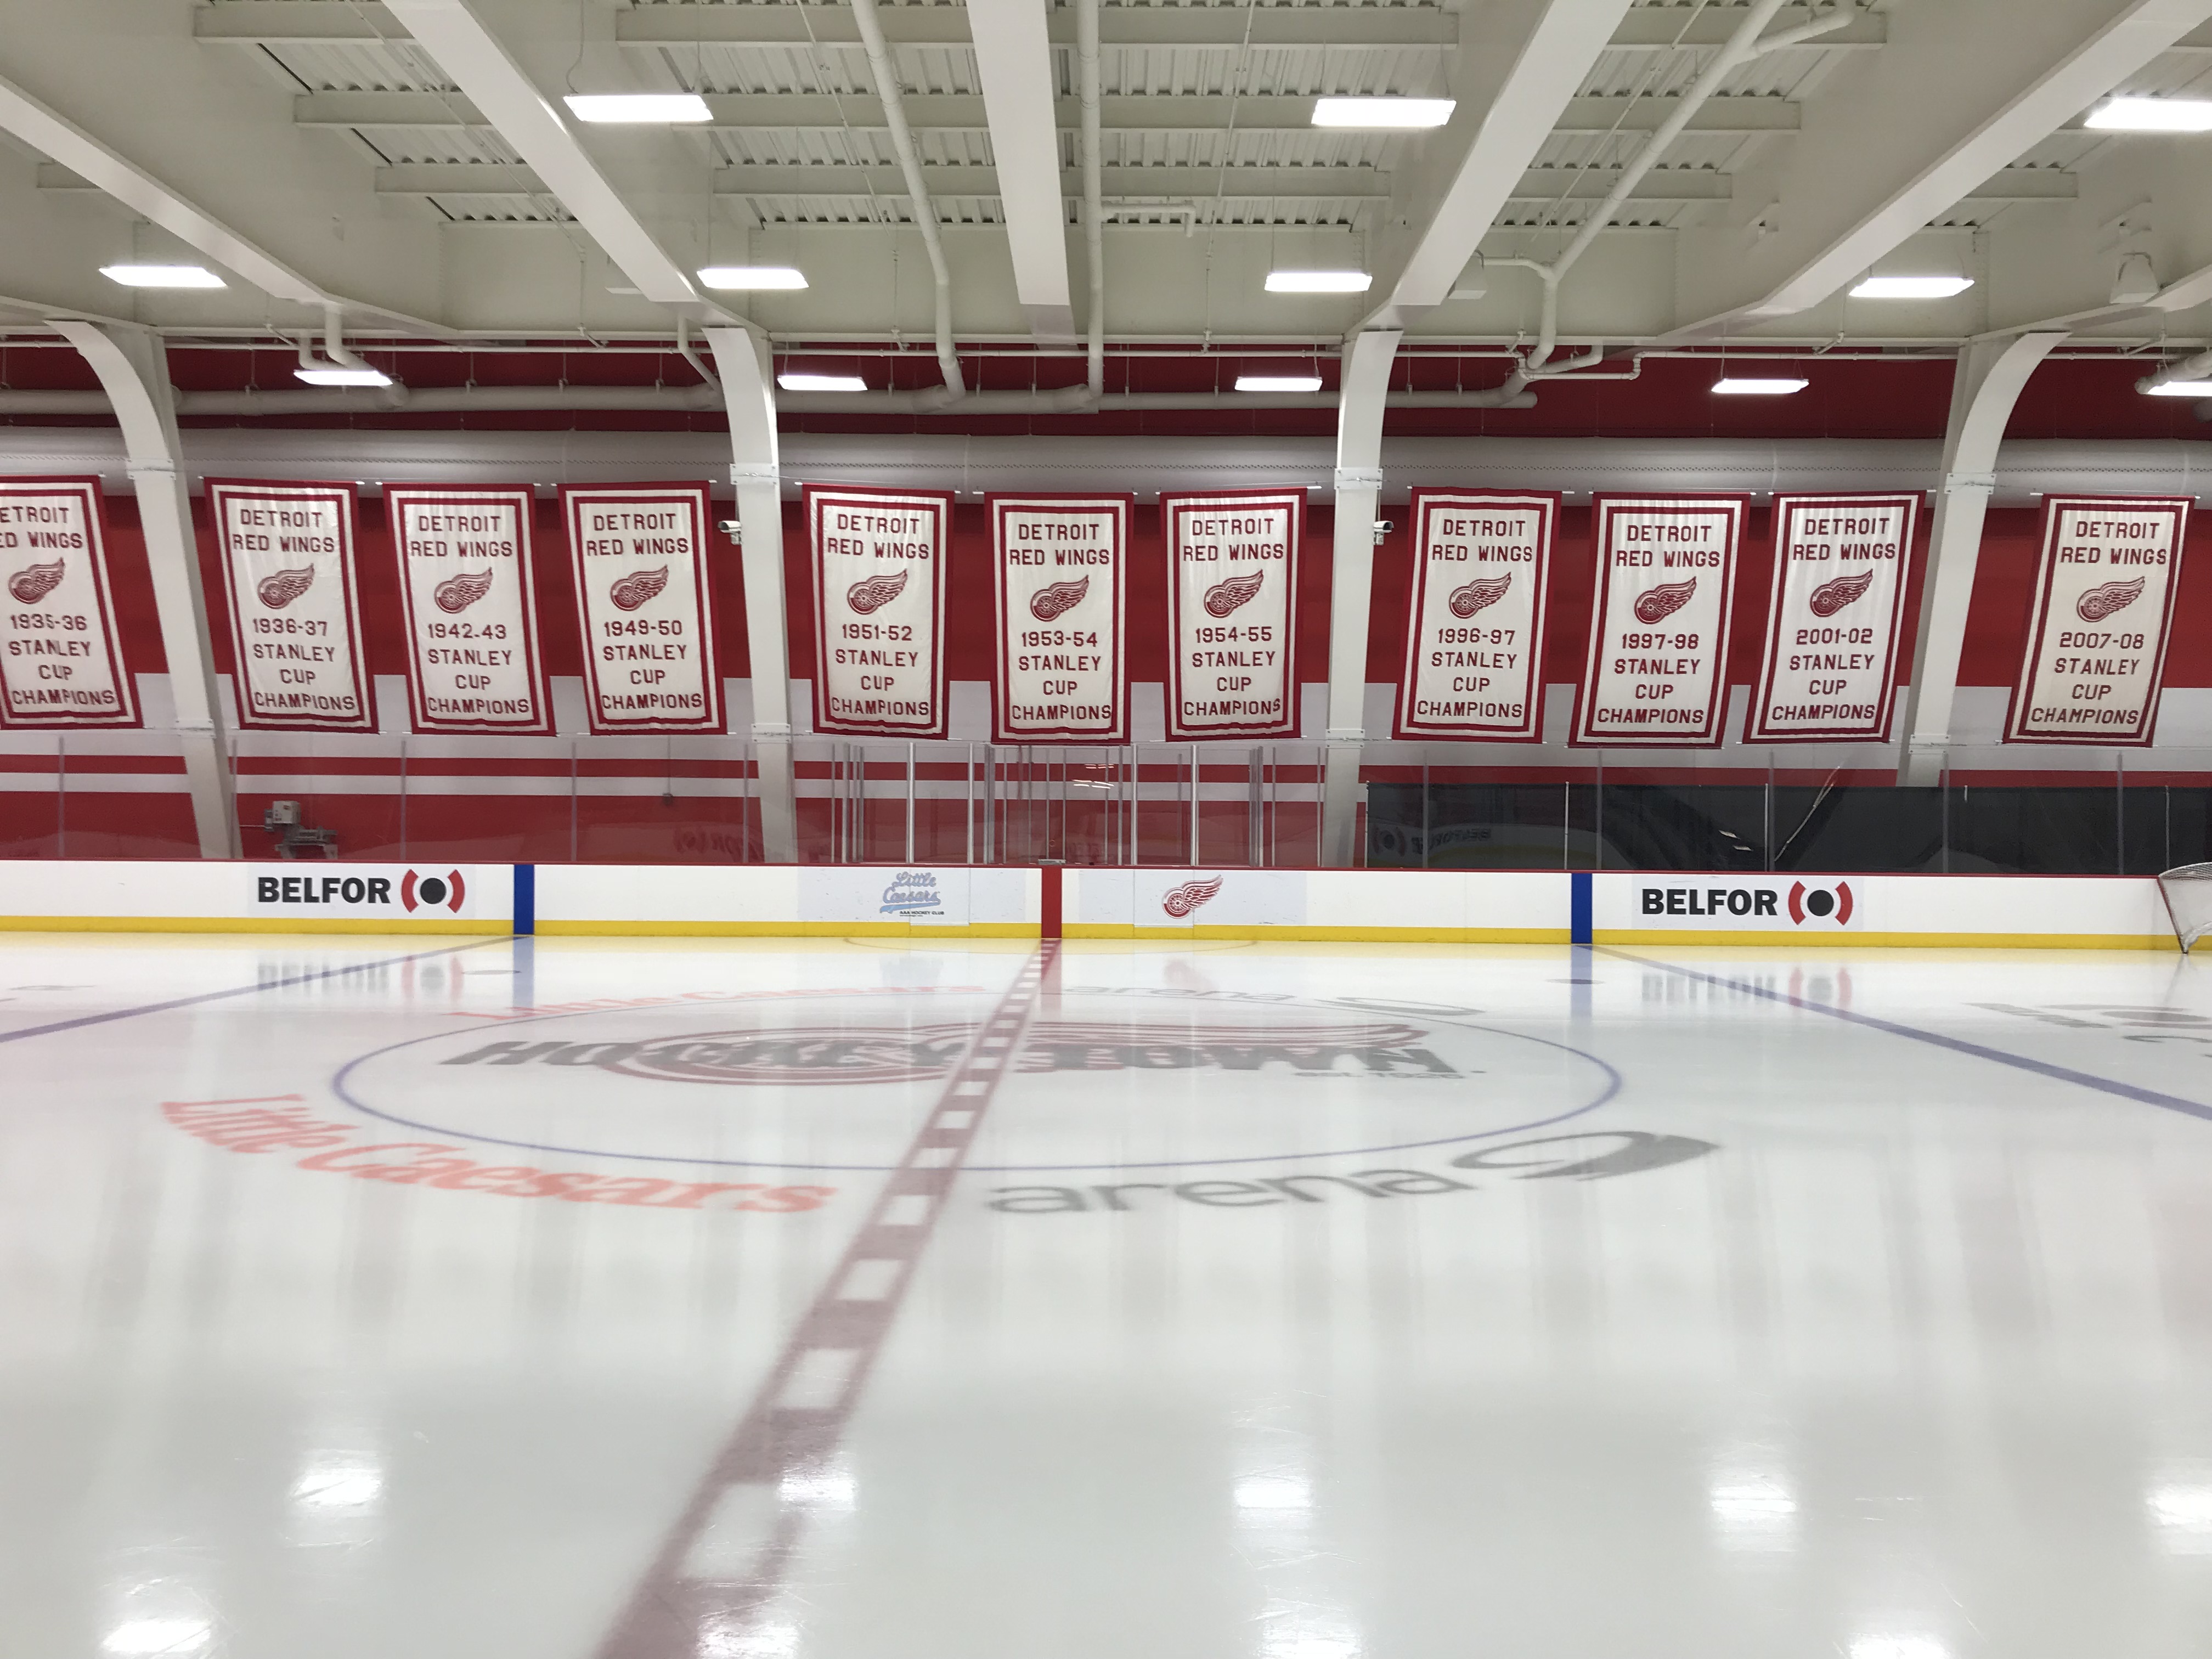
{"left": 706, "top": 326, "right": 798, "bottom": 863}
{"left": 53, "top": 321, "right": 238, "bottom": 858}
{"left": 1897, "top": 330, "right": 2068, "bottom": 787}
{"left": 1318, "top": 328, "right": 1402, "bottom": 867}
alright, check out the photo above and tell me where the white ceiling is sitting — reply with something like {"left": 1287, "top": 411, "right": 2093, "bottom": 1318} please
{"left": 0, "top": 0, "right": 2210, "bottom": 359}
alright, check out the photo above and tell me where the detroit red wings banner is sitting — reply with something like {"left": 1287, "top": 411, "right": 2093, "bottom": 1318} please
{"left": 1393, "top": 489, "right": 1555, "bottom": 742}
{"left": 2006, "top": 494, "right": 2190, "bottom": 744}
{"left": 1163, "top": 487, "right": 1303, "bottom": 740}
{"left": 1748, "top": 493, "right": 1919, "bottom": 743}
{"left": 210, "top": 478, "right": 373, "bottom": 731}
{"left": 1573, "top": 494, "right": 1746, "bottom": 747}
{"left": 562, "top": 483, "right": 723, "bottom": 734}
{"left": 387, "top": 486, "right": 550, "bottom": 735}
{"left": 807, "top": 484, "right": 952, "bottom": 738}
{"left": 0, "top": 476, "right": 138, "bottom": 728}
{"left": 990, "top": 493, "right": 1130, "bottom": 743}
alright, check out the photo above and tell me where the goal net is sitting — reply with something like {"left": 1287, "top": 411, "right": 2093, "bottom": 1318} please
{"left": 2159, "top": 863, "right": 2212, "bottom": 953}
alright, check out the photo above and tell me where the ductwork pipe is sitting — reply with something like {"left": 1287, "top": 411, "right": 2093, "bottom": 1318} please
{"left": 850, "top": 0, "right": 965, "bottom": 400}
{"left": 1077, "top": 0, "right": 1105, "bottom": 405}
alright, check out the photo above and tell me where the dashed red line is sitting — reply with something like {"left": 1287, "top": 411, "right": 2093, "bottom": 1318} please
{"left": 594, "top": 944, "right": 1058, "bottom": 1659}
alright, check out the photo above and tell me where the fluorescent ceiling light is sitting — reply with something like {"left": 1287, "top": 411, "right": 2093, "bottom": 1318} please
{"left": 1849, "top": 275, "right": 1974, "bottom": 299}
{"left": 2142, "top": 379, "right": 2212, "bottom": 397}
{"left": 1311, "top": 96, "right": 1455, "bottom": 129}
{"left": 2087, "top": 96, "right": 2212, "bottom": 133}
{"left": 563, "top": 93, "right": 713, "bottom": 124}
{"left": 1712, "top": 376, "right": 1809, "bottom": 396}
{"left": 294, "top": 365, "right": 393, "bottom": 387}
{"left": 777, "top": 372, "right": 867, "bottom": 392}
{"left": 1265, "top": 270, "right": 1373, "bottom": 294}
{"left": 100, "top": 263, "right": 224, "bottom": 289}
{"left": 1235, "top": 375, "right": 1324, "bottom": 393}
{"left": 698, "top": 266, "right": 809, "bottom": 290}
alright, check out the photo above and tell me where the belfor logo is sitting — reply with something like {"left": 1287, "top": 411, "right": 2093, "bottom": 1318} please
{"left": 1786, "top": 880, "right": 1853, "bottom": 926}
{"left": 401, "top": 870, "right": 467, "bottom": 913}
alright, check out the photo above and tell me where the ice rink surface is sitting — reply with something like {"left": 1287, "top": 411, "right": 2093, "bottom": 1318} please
{"left": 7, "top": 933, "right": 2212, "bottom": 1658}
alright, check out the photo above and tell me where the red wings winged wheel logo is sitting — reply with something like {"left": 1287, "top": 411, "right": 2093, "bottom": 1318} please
{"left": 1029, "top": 575, "right": 1089, "bottom": 622}
{"left": 6, "top": 560, "right": 64, "bottom": 604}
{"left": 1448, "top": 573, "right": 1511, "bottom": 619}
{"left": 433, "top": 569, "right": 495, "bottom": 614}
{"left": 1633, "top": 577, "right": 1696, "bottom": 625}
{"left": 2076, "top": 575, "right": 2146, "bottom": 623}
{"left": 256, "top": 566, "right": 316, "bottom": 609}
{"left": 847, "top": 568, "right": 909, "bottom": 616}
{"left": 610, "top": 566, "right": 669, "bottom": 612}
{"left": 1161, "top": 874, "right": 1223, "bottom": 918}
{"left": 1807, "top": 567, "right": 1875, "bottom": 617}
{"left": 1203, "top": 571, "right": 1265, "bottom": 618}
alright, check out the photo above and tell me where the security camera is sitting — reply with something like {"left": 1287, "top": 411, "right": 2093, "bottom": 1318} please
{"left": 1371, "top": 519, "right": 1394, "bottom": 544}
{"left": 717, "top": 518, "right": 743, "bottom": 540}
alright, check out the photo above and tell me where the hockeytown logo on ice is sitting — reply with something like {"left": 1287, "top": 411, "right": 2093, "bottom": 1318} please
{"left": 442, "top": 1019, "right": 1464, "bottom": 1084}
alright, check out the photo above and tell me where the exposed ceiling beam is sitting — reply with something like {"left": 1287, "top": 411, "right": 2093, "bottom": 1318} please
{"left": 1361, "top": 0, "right": 1642, "bottom": 330}
{"left": 965, "top": 0, "right": 1073, "bottom": 341}
{"left": 375, "top": 0, "right": 710, "bottom": 313}
{"left": 1607, "top": 5, "right": 1886, "bottom": 48}
{"left": 291, "top": 89, "right": 1805, "bottom": 136}
{"left": 0, "top": 66, "right": 443, "bottom": 335}
{"left": 1664, "top": 0, "right": 2212, "bottom": 338}
{"left": 347, "top": 161, "right": 1760, "bottom": 204}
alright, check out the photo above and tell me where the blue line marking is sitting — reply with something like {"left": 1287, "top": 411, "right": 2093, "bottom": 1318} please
{"left": 1606, "top": 947, "right": 2212, "bottom": 1125}
{"left": 1570, "top": 871, "right": 1593, "bottom": 945}
{"left": 512, "top": 863, "right": 535, "bottom": 936}
{"left": 0, "top": 938, "right": 506, "bottom": 1047}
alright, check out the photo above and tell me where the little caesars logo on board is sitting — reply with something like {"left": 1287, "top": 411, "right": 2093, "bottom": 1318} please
{"left": 1164, "top": 488, "right": 1303, "bottom": 740}
{"left": 0, "top": 477, "right": 137, "bottom": 727}
{"left": 562, "top": 484, "right": 721, "bottom": 734}
{"left": 210, "top": 480, "right": 372, "bottom": 731}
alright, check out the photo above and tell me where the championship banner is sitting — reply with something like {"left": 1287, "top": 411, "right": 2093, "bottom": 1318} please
{"left": 1573, "top": 494, "right": 1746, "bottom": 747}
{"left": 990, "top": 493, "right": 1130, "bottom": 743}
{"left": 1164, "top": 487, "right": 1303, "bottom": 740}
{"left": 562, "top": 483, "right": 723, "bottom": 735}
{"left": 1748, "top": 493, "right": 1920, "bottom": 743}
{"left": 209, "top": 478, "right": 373, "bottom": 731}
{"left": 386, "top": 486, "right": 551, "bottom": 735}
{"left": 2005, "top": 494, "right": 2190, "bottom": 745}
{"left": 806, "top": 484, "right": 951, "bottom": 739}
{"left": 1392, "top": 489, "right": 1555, "bottom": 742}
{"left": 0, "top": 476, "right": 138, "bottom": 729}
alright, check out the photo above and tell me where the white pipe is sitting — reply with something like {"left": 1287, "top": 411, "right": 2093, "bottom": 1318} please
{"left": 850, "top": 0, "right": 965, "bottom": 398}
{"left": 320, "top": 302, "right": 375, "bottom": 373}
{"left": 674, "top": 317, "right": 721, "bottom": 393}
{"left": 1078, "top": 0, "right": 1105, "bottom": 402}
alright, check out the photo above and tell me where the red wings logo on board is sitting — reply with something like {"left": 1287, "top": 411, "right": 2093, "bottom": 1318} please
{"left": 1807, "top": 567, "right": 1875, "bottom": 617}
{"left": 433, "top": 569, "right": 495, "bottom": 613}
{"left": 6, "top": 560, "right": 63, "bottom": 604}
{"left": 1162, "top": 875, "right": 1223, "bottom": 918}
{"left": 2076, "top": 575, "right": 2146, "bottom": 622}
{"left": 1447, "top": 573, "right": 1511, "bottom": 618}
{"left": 1203, "top": 571, "right": 1265, "bottom": 618}
{"left": 1633, "top": 578, "right": 1696, "bottom": 625}
{"left": 1029, "top": 575, "right": 1088, "bottom": 622}
{"left": 256, "top": 566, "right": 316, "bottom": 609}
{"left": 610, "top": 566, "right": 668, "bottom": 612}
{"left": 847, "top": 568, "right": 909, "bottom": 615}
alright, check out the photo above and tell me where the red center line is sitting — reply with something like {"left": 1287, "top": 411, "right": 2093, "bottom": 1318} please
{"left": 595, "top": 943, "right": 1059, "bottom": 1659}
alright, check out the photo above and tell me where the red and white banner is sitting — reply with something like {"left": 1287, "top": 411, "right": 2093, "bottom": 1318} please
{"left": 1749, "top": 493, "right": 1919, "bottom": 743}
{"left": 386, "top": 486, "right": 551, "bottom": 735}
{"left": 1573, "top": 494, "right": 1746, "bottom": 747}
{"left": 1392, "top": 489, "right": 1555, "bottom": 742}
{"left": 2006, "top": 494, "right": 2190, "bottom": 745}
{"left": 0, "top": 476, "right": 138, "bottom": 729}
{"left": 990, "top": 493, "right": 1129, "bottom": 743}
{"left": 807, "top": 484, "right": 951, "bottom": 738}
{"left": 562, "top": 483, "right": 723, "bottom": 735}
{"left": 210, "top": 478, "right": 373, "bottom": 731}
{"left": 1164, "top": 487, "right": 1303, "bottom": 740}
